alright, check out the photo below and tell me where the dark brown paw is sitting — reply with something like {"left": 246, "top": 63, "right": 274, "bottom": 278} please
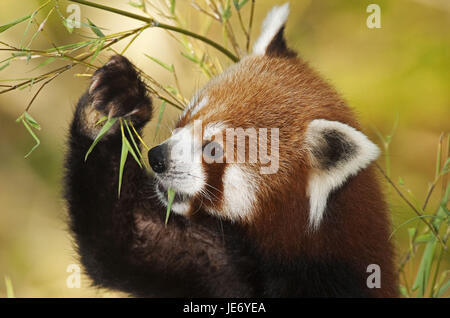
{"left": 88, "top": 55, "right": 152, "bottom": 125}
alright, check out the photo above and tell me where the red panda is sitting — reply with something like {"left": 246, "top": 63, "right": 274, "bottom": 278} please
{"left": 64, "top": 3, "right": 398, "bottom": 297}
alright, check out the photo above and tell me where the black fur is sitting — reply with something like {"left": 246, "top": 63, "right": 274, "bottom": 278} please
{"left": 64, "top": 55, "right": 372, "bottom": 297}
{"left": 312, "top": 129, "right": 358, "bottom": 170}
{"left": 266, "top": 26, "right": 297, "bottom": 58}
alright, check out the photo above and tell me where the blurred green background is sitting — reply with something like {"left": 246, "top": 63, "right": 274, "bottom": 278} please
{"left": 0, "top": 0, "right": 448, "bottom": 297}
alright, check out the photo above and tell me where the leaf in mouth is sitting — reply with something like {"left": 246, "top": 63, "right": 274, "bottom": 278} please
{"left": 165, "top": 187, "right": 176, "bottom": 225}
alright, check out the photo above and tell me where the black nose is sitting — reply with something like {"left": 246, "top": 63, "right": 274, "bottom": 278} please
{"left": 148, "top": 144, "right": 168, "bottom": 173}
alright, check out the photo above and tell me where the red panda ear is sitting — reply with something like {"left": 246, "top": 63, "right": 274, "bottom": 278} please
{"left": 253, "top": 3, "right": 296, "bottom": 58}
{"left": 304, "top": 119, "right": 380, "bottom": 230}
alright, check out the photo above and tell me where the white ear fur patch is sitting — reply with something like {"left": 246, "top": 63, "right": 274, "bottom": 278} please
{"left": 305, "top": 119, "right": 380, "bottom": 230}
{"left": 253, "top": 3, "right": 290, "bottom": 56}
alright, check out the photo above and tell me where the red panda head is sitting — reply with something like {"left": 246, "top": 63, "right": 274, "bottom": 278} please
{"left": 148, "top": 3, "right": 379, "bottom": 238}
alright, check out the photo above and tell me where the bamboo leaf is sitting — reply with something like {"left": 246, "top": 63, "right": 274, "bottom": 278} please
{"left": 154, "top": 101, "right": 166, "bottom": 140}
{"left": 87, "top": 18, "right": 106, "bottom": 38}
{"left": 22, "top": 120, "right": 40, "bottom": 158}
{"left": 0, "top": 14, "right": 31, "bottom": 33}
{"left": 233, "top": 0, "right": 249, "bottom": 10}
{"left": 180, "top": 51, "right": 198, "bottom": 63}
{"left": 128, "top": 1, "right": 144, "bottom": 10}
{"left": 222, "top": 0, "right": 232, "bottom": 21}
{"left": 442, "top": 158, "right": 450, "bottom": 174}
{"left": 95, "top": 116, "right": 108, "bottom": 126}
{"left": 170, "top": 0, "right": 176, "bottom": 14}
{"left": 399, "top": 285, "right": 408, "bottom": 298}
{"left": 436, "top": 280, "right": 450, "bottom": 297}
{"left": 165, "top": 187, "right": 176, "bottom": 225}
{"left": 90, "top": 39, "right": 105, "bottom": 63}
{"left": 118, "top": 137, "right": 129, "bottom": 198}
{"left": 24, "top": 112, "right": 41, "bottom": 130}
{"left": 412, "top": 238, "right": 438, "bottom": 297}
{"left": 123, "top": 136, "right": 142, "bottom": 169}
{"left": 29, "top": 57, "right": 56, "bottom": 72}
{"left": 124, "top": 120, "right": 145, "bottom": 167}
{"left": 165, "top": 86, "right": 178, "bottom": 95}
{"left": 129, "top": 121, "right": 150, "bottom": 151}
{"left": 0, "top": 61, "right": 10, "bottom": 71}
{"left": 415, "top": 233, "right": 433, "bottom": 244}
{"left": 16, "top": 113, "right": 41, "bottom": 158}
{"left": 20, "top": 11, "right": 37, "bottom": 48}
{"left": 62, "top": 18, "right": 74, "bottom": 34}
{"left": 85, "top": 117, "right": 118, "bottom": 161}
{"left": 144, "top": 54, "right": 174, "bottom": 72}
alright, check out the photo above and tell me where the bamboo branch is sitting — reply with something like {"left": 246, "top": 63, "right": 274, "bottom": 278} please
{"left": 68, "top": 0, "right": 239, "bottom": 62}
{"left": 375, "top": 163, "right": 448, "bottom": 251}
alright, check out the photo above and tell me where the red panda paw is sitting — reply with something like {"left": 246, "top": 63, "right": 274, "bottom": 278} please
{"left": 85, "top": 55, "right": 152, "bottom": 131}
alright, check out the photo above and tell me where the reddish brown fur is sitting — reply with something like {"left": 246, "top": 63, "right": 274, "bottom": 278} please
{"left": 178, "top": 55, "right": 398, "bottom": 297}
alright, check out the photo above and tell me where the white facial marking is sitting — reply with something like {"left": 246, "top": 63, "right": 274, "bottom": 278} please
{"left": 190, "top": 95, "right": 209, "bottom": 117}
{"left": 182, "top": 92, "right": 209, "bottom": 119}
{"left": 154, "top": 122, "right": 206, "bottom": 216}
{"left": 253, "top": 3, "right": 290, "bottom": 56}
{"left": 216, "top": 165, "right": 257, "bottom": 222}
{"left": 306, "top": 119, "right": 380, "bottom": 230}
{"left": 203, "top": 121, "right": 227, "bottom": 141}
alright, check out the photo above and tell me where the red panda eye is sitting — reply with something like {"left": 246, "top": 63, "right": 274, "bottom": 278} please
{"left": 202, "top": 141, "right": 223, "bottom": 161}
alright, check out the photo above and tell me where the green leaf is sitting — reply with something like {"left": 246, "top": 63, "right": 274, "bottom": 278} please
{"left": 415, "top": 233, "right": 433, "bottom": 244}
{"left": 90, "top": 39, "right": 105, "bottom": 63}
{"left": 144, "top": 54, "right": 174, "bottom": 72}
{"left": 123, "top": 136, "right": 142, "bottom": 169}
{"left": 442, "top": 158, "right": 450, "bottom": 174}
{"left": 118, "top": 136, "right": 129, "bottom": 198}
{"left": 16, "top": 112, "right": 41, "bottom": 158}
{"left": 412, "top": 238, "right": 438, "bottom": 297}
{"left": 62, "top": 18, "right": 74, "bottom": 34}
{"left": 22, "top": 120, "right": 40, "bottom": 158}
{"left": 4, "top": 276, "right": 14, "bottom": 298}
{"left": 432, "top": 184, "right": 450, "bottom": 229}
{"left": 118, "top": 119, "right": 143, "bottom": 197}
{"left": 0, "top": 61, "right": 10, "bottom": 71}
{"left": 436, "top": 280, "right": 450, "bottom": 298}
{"left": 24, "top": 112, "right": 41, "bottom": 130}
{"left": 399, "top": 285, "right": 408, "bottom": 297}
{"left": 407, "top": 227, "right": 416, "bottom": 239}
{"left": 48, "top": 40, "right": 96, "bottom": 53}
{"left": 29, "top": 57, "right": 56, "bottom": 72}
{"left": 85, "top": 117, "right": 118, "bottom": 161}
{"left": 124, "top": 120, "right": 145, "bottom": 167}
{"left": 87, "top": 18, "right": 105, "bottom": 38}
{"left": 165, "top": 188, "right": 176, "bottom": 225}
{"left": 0, "top": 14, "right": 31, "bottom": 33}
{"left": 95, "top": 116, "right": 108, "bottom": 126}
{"left": 170, "top": 0, "right": 176, "bottom": 14}
{"left": 154, "top": 101, "right": 166, "bottom": 140}
{"left": 222, "top": 0, "right": 232, "bottom": 21}
{"left": 128, "top": 1, "right": 144, "bottom": 10}
{"left": 20, "top": 11, "right": 37, "bottom": 48}
{"left": 180, "top": 52, "right": 198, "bottom": 63}
{"left": 233, "top": 0, "right": 249, "bottom": 10}
{"left": 165, "top": 86, "right": 178, "bottom": 95}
